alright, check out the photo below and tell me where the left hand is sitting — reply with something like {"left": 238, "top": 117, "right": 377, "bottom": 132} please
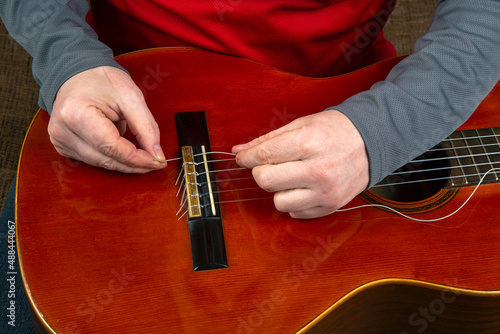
{"left": 232, "top": 109, "right": 370, "bottom": 219}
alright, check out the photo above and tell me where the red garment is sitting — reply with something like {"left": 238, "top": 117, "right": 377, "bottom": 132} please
{"left": 88, "top": 0, "right": 397, "bottom": 77}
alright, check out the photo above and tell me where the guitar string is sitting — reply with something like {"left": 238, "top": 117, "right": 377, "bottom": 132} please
{"left": 177, "top": 150, "right": 500, "bottom": 167}
{"left": 170, "top": 150, "right": 500, "bottom": 197}
{"left": 166, "top": 152, "right": 498, "bottom": 222}
{"left": 178, "top": 168, "right": 500, "bottom": 226}
{"left": 172, "top": 149, "right": 499, "bottom": 223}
{"left": 172, "top": 153, "right": 240, "bottom": 197}
{"left": 411, "top": 151, "right": 500, "bottom": 163}
{"left": 388, "top": 161, "right": 500, "bottom": 176}
{"left": 169, "top": 131, "right": 499, "bottom": 222}
{"left": 428, "top": 142, "right": 499, "bottom": 152}
{"left": 176, "top": 196, "right": 274, "bottom": 220}
{"left": 173, "top": 145, "right": 500, "bottom": 191}
{"left": 169, "top": 139, "right": 500, "bottom": 174}
{"left": 174, "top": 147, "right": 500, "bottom": 176}
{"left": 175, "top": 166, "right": 253, "bottom": 186}
{"left": 440, "top": 132, "right": 500, "bottom": 142}
{"left": 171, "top": 150, "right": 499, "bottom": 188}
{"left": 372, "top": 171, "right": 498, "bottom": 188}
{"left": 181, "top": 159, "right": 499, "bottom": 195}
{"left": 178, "top": 156, "right": 500, "bottom": 182}
{"left": 163, "top": 153, "right": 237, "bottom": 187}
{"left": 177, "top": 137, "right": 500, "bottom": 160}
{"left": 177, "top": 188, "right": 189, "bottom": 217}
{"left": 166, "top": 131, "right": 498, "bottom": 164}
{"left": 175, "top": 176, "right": 186, "bottom": 197}
{"left": 177, "top": 185, "right": 263, "bottom": 208}
{"left": 180, "top": 187, "right": 264, "bottom": 211}
{"left": 173, "top": 151, "right": 254, "bottom": 218}
{"left": 182, "top": 169, "right": 494, "bottom": 200}
{"left": 185, "top": 159, "right": 500, "bottom": 187}
{"left": 176, "top": 189, "right": 187, "bottom": 217}
{"left": 179, "top": 167, "right": 497, "bottom": 190}
{"left": 174, "top": 164, "right": 254, "bottom": 200}
{"left": 336, "top": 168, "right": 500, "bottom": 225}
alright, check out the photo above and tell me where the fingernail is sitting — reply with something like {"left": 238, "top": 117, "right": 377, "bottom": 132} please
{"left": 153, "top": 145, "right": 166, "bottom": 162}
{"left": 232, "top": 144, "right": 247, "bottom": 154}
{"left": 149, "top": 160, "right": 167, "bottom": 169}
{"left": 234, "top": 155, "right": 243, "bottom": 167}
{"left": 149, "top": 160, "right": 162, "bottom": 169}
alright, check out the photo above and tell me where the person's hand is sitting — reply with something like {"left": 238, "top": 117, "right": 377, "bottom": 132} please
{"left": 48, "top": 66, "right": 166, "bottom": 173}
{"left": 232, "top": 109, "right": 369, "bottom": 219}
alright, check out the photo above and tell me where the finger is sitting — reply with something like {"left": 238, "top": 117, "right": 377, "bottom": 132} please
{"left": 273, "top": 188, "right": 319, "bottom": 213}
{"left": 115, "top": 88, "right": 166, "bottom": 162}
{"left": 52, "top": 125, "right": 161, "bottom": 173}
{"left": 115, "top": 119, "right": 127, "bottom": 137}
{"left": 252, "top": 161, "right": 315, "bottom": 192}
{"left": 235, "top": 127, "right": 309, "bottom": 168}
{"left": 289, "top": 206, "right": 336, "bottom": 220}
{"left": 71, "top": 106, "right": 163, "bottom": 170}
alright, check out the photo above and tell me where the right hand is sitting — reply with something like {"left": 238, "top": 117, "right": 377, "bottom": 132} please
{"left": 48, "top": 66, "right": 166, "bottom": 173}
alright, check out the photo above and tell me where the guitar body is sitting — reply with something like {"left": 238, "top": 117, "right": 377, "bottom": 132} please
{"left": 16, "top": 48, "right": 500, "bottom": 333}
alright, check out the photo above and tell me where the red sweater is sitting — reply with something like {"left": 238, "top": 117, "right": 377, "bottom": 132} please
{"left": 88, "top": 0, "right": 397, "bottom": 77}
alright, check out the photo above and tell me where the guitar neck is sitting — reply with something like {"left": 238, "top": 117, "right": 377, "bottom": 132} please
{"left": 442, "top": 127, "right": 500, "bottom": 187}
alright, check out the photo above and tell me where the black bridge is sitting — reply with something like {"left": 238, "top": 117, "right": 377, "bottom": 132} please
{"left": 175, "top": 110, "right": 228, "bottom": 271}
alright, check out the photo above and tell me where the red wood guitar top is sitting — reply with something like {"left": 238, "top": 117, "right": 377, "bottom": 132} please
{"left": 16, "top": 48, "right": 500, "bottom": 333}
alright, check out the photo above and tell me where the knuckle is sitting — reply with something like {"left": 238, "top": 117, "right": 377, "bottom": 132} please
{"left": 97, "top": 142, "right": 115, "bottom": 157}
{"left": 308, "top": 158, "right": 336, "bottom": 185}
{"left": 96, "top": 159, "right": 116, "bottom": 171}
{"left": 122, "top": 85, "right": 148, "bottom": 109}
{"left": 139, "top": 121, "right": 160, "bottom": 139}
{"left": 296, "top": 120, "right": 326, "bottom": 155}
{"left": 97, "top": 141, "right": 140, "bottom": 168}
{"left": 294, "top": 127, "right": 314, "bottom": 155}
{"left": 47, "top": 123, "right": 64, "bottom": 143}
{"left": 128, "top": 85, "right": 146, "bottom": 101}
{"left": 56, "top": 104, "right": 80, "bottom": 128}
{"left": 255, "top": 146, "right": 272, "bottom": 164}
{"left": 321, "top": 189, "right": 343, "bottom": 213}
{"left": 96, "top": 142, "right": 119, "bottom": 159}
{"left": 310, "top": 164, "right": 331, "bottom": 184}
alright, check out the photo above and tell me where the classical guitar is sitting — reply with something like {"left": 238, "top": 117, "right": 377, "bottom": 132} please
{"left": 16, "top": 48, "right": 500, "bottom": 333}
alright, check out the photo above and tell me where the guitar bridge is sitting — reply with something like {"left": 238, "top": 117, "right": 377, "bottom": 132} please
{"left": 176, "top": 111, "right": 228, "bottom": 271}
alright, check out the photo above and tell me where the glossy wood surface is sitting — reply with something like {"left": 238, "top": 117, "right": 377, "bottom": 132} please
{"left": 16, "top": 48, "right": 500, "bottom": 333}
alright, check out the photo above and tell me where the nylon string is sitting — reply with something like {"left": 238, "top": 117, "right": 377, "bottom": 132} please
{"left": 168, "top": 148, "right": 500, "bottom": 223}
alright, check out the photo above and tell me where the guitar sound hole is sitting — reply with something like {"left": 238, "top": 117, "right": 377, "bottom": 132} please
{"left": 369, "top": 145, "right": 450, "bottom": 202}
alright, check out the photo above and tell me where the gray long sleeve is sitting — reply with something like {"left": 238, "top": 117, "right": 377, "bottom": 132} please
{"left": 333, "top": 0, "right": 500, "bottom": 187}
{"left": 0, "top": 0, "right": 122, "bottom": 113}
